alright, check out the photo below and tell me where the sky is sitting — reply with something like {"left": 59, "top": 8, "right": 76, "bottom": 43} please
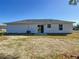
{"left": 0, "top": 0, "right": 79, "bottom": 25}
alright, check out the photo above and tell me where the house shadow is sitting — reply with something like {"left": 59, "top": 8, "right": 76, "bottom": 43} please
{"left": 0, "top": 33, "right": 70, "bottom": 36}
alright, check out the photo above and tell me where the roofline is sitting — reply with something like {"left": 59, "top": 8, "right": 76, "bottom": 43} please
{"left": 4, "top": 19, "right": 75, "bottom": 24}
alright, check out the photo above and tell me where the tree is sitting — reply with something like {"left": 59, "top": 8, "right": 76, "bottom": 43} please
{"left": 76, "top": 24, "right": 79, "bottom": 29}
{"left": 73, "top": 24, "right": 79, "bottom": 30}
{"left": 69, "top": 0, "right": 78, "bottom": 5}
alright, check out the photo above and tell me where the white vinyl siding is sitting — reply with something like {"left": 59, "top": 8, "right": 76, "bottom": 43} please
{"left": 7, "top": 23, "right": 73, "bottom": 34}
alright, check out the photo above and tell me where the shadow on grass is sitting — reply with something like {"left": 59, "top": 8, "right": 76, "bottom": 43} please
{"left": 0, "top": 33, "right": 70, "bottom": 36}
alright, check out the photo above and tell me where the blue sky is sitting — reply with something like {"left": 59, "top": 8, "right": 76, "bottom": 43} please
{"left": 0, "top": 0, "right": 79, "bottom": 24}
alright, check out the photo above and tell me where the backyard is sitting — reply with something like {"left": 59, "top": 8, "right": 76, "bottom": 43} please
{"left": 0, "top": 31, "right": 79, "bottom": 59}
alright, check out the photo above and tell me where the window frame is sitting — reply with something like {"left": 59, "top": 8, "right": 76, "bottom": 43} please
{"left": 47, "top": 24, "right": 51, "bottom": 28}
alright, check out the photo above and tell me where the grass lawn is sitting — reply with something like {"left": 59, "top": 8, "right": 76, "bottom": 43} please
{"left": 0, "top": 31, "right": 79, "bottom": 59}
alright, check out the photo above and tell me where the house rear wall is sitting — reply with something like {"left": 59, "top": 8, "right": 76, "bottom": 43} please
{"left": 6, "top": 23, "right": 73, "bottom": 34}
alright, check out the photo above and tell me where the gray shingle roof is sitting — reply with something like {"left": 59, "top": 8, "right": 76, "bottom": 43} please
{"left": 5, "top": 19, "right": 75, "bottom": 24}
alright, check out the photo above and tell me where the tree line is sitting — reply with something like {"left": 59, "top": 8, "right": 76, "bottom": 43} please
{"left": 69, "top": 0, "right": 78, "bottom": 5}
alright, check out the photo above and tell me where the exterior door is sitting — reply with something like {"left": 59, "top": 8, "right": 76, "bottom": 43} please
{"left": 38, "top": 25, "right": 44, "bottom": 33}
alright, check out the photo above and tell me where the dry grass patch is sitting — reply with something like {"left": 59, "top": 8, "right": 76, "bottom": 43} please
{"left": 0, "top": 36, "right": 8, "bottom": 41}
{"left": 0, "top": 38, "right": 79, "bottom": 59}
{"left": 0, "top": 31, "right": 79, "bottom": 59}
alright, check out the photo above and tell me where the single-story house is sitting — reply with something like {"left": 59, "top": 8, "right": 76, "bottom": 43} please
{"left": 5, "top": 19, "right": 74, "bottom": 34}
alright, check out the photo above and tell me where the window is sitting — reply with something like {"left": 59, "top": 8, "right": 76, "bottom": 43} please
{"left": 38, "top": 25, "right": 40, "bottom": 27}
{"left": 59, "top": 24, "right": 63, "bottom": 30}
{"left": 47, "top": 24, "right": 51, "bottom": 28}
